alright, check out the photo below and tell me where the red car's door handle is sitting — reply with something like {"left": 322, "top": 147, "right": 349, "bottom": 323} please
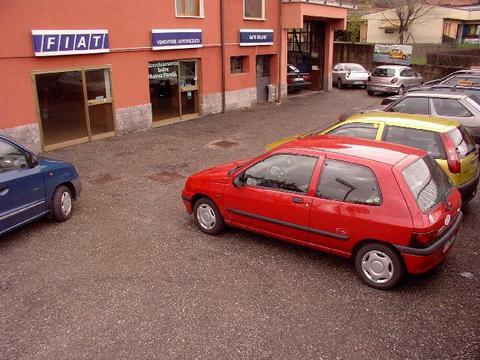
{"left": 292, "top": 197, "right": 303, "bottom": 204}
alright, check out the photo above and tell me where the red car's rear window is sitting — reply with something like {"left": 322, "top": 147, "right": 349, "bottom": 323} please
{"left": 402, "top": 156, "right": 453, "bottom": 213}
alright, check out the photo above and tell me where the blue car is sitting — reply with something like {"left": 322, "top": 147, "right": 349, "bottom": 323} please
{"left": 0, "top": 135, "right": 81, "bottom": 236}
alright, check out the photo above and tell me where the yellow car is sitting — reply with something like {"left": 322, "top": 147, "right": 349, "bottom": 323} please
{"left": 266, "top": 112, "right": 480, "bottom": 203}
{"left": 389, "top": 49, "right": 407, "bottom": 60}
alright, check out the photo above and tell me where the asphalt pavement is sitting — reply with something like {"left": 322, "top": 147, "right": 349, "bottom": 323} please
{"left": 1, "top": 88, "right": 479, "bottom": 359}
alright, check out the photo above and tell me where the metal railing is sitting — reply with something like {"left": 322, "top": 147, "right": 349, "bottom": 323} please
{"left": 282, "top": 0, "right": 356, "bottom": 9}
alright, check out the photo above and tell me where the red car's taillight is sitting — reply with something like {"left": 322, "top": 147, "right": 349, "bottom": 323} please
{"left": 391, "top": 77, "right": 399, "bottom": 83}
{"left": 287, "top": 76, "right": 293, "bottom": 84}
{"left": 441, "top": 133, "right": 461, "bottom": 173}
{"left": 411, "top": 231, "right": 438, "bottom": 248}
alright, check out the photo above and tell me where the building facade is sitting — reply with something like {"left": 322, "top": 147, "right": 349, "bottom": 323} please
{"left": 0, "top": 0, "right": 350, "bottom": 152}
{"left": 362, "top": 5, "right": 480, "bottom": 45}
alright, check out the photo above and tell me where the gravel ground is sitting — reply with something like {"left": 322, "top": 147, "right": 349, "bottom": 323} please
{"left": 1, "top": 89, "right": 479, "bottom": 360}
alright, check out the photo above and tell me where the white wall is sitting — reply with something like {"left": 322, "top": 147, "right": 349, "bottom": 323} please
{"left": 364, "top": 6, "right": 477, "bottom": 44}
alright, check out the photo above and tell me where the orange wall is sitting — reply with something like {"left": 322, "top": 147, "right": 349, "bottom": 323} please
{"left": 0, "top": 0, "right": 283, "bottom": 129}
{"left": 0, "top": 0, "right": 346, "bottom": 130}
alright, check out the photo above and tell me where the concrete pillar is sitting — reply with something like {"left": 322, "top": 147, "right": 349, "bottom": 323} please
{"left": 323, "top": 22, "right": 335, "bottom": 91}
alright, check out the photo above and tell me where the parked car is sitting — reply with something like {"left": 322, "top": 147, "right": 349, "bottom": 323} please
{"left": 389, "top": 49, "right": 407, "bottom": 60}
{"left": 287, "top": 64, "right": 311, "bottom": 93}
{"left": 0, "top": 135, "right": 81, "bottom": 236}
{"left": 332, "top": 63, "right": 369, "bottom": 89}
{"left": 182, "top": 136, "right": 462, "bottom": 289}
{"left": 367, "top": 65, "right": 423, "bottom": 96}
{"left": 424, "top": 69, "right": 480, "bottom": 86}
{"left": 381, "top": 84, "right": 480, "bottom": 106}
{"left": 267, "top": 113, "right": 479, "bottom": 203}
{"left": 340, "top": 92, "right": 480, "bottom": 143}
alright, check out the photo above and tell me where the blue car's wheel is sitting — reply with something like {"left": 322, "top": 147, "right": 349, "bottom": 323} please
{"left": 52, "top": 185, "right": 73, "bottom": 222}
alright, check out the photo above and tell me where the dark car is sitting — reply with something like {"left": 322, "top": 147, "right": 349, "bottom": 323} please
{"left": 424, "top": 69, "right": 480, "bottom": 86}
{"left": 340, "top": 92, "right": 480, "bottom": 143}
{"left": 0, "top": 135, "right": 81, "bottom": 236}
{"left": 182, "top": 136, "right": 462, "bottom": 290}
{"left": 287, "top": 64, "right": 311, "bottom": 93}
{"left": 381, "top": 80, "right": 480, "bottom": 106}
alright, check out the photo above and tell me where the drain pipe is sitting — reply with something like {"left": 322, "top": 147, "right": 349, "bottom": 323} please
{"left": 220, "top": 0, "right": 226, "bottom": 113}
{"left": 277, "top": 0, "right": 283, "bottom": 103}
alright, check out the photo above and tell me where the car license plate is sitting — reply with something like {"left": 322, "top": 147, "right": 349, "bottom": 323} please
{"left": 443, "top": 234, "right": 456, "bottom": 253}
{"left": 373, "top": 86, "right": 387, "bottom": 91}
{"left": 294, "top": 78, "right": 303, "bottom": 82}
{"left": 353, "top": 81, "right": 363, "bottom": 85}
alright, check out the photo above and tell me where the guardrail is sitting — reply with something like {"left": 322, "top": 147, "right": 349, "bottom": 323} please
{"left": 282, "top": 0, "right": 356, "bottom": 9}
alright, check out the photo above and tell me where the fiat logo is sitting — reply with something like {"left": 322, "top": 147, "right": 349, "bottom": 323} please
{"left": 445, "top": 215, "right": 451, "bottom": 226}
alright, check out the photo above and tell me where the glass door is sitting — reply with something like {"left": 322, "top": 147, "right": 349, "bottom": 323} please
{"left": 34, "top": 66, "right": 115, "bottom": 151}
{"left": 179, "top": 60, "right": 199, "bottom": 118}
{"left": 85, "top": 68, "right": 115, "bottom": 139}
{"left": 35, "top": 71, "right": 89, "bottom": 148}
{"left": 149, "top": 61, "right": 180, "bottom": 123}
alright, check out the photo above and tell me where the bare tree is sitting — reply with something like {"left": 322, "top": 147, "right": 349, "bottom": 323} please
{"left": 377, "top": 0, "right": 432, "bottom": 44}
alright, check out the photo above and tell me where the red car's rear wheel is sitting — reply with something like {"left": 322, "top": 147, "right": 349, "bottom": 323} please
{"left": 355, "top": 243, "right": 405, "bottom": 290}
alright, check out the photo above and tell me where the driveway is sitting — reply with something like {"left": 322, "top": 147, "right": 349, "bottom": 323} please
{"left": 1, "top": 89, "right": 479, "bottom": 359}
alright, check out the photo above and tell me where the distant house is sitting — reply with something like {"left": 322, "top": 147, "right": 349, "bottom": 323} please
{"left": 361, "top": 5, "right": 480, "bottom": 44}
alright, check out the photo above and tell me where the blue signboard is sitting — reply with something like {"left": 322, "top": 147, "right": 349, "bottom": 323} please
{"left": 32, "top": 30, "right": 109, "bottom": 57}
{"left": 152, "top": 29, "right": 202, "bottom": 50}
{"left": 239, "top": 29, "right": 274, "bottom": 46}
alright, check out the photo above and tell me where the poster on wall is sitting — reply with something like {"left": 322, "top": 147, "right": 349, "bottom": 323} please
{"left": 373, "top": 44, "right": 413, "bottom": 65}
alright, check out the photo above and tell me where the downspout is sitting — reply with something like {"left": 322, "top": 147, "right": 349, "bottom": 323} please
{"left": 220, "top": 0, "right": 226, "bottom": 112}
{"left": 277, "top": 0, "right": 283, "bottom": 103}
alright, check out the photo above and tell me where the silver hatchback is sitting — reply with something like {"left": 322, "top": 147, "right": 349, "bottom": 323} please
{"left": 367, "top": 65, "right": 423, "bottom": 96}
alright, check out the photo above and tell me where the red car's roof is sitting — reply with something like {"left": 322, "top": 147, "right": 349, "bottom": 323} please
{"left": 274, "top": 135, "right": 426, "bottom": 166}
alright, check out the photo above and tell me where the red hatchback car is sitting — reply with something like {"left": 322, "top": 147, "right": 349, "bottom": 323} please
{"left": 182, "top": 136, "right": 463, "bottom": 289}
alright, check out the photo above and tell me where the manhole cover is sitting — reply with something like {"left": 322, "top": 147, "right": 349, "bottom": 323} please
{"left": 147, "top": 171, "right": 185, "bottom": 184}
{"left": 88, "top": 173, "right": 122, "bottom": 185}
{"left": 210, "top": 140, "right": 239, "bottom": 148}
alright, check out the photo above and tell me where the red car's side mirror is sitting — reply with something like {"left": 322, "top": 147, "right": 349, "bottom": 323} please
{"left": 233, "top": 174, "right": 244, "bottom": 188}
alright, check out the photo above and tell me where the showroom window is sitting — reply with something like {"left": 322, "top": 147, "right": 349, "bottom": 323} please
{"left": 231, "top": 56, "right": 247, "bottom": 74}
{"left": 316, "top": 160, "right": 382, "bottom": 205}
{"left": 244, "top": 0, "right": 265, "bottom": 20}
{"left": 176, "top": 0, "right": 203, "bottom": 17}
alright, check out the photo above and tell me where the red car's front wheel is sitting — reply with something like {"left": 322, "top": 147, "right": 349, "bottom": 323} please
{"left": 193, "top": 197, "right": 225, "bottom": 235}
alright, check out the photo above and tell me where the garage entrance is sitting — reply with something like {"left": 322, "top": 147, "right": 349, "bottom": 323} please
{"left": 287, "top": 21, "right": 326, "bottom": 92}
{"left": 34, "top": 67, "right": 115, "bottom": 151}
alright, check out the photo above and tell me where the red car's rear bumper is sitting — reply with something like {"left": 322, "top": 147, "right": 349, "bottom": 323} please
{"left": 395, "top": 212, "right": 463, "bottom": 274}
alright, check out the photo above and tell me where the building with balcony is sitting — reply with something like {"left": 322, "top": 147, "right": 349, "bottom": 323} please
{"left": 0, "top": 0, "right": 351, "bottom": 152}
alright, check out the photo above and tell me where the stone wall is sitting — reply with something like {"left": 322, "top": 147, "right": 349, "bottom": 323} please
{"left": 200, "top": 92, "right": 223, "bottom": 116}
{"left": 0, "top": 124, "right": 42, "bottom": 153}
{"left": 115, "top": 103, "right": 152, "bottom": 135}
{"left": 225, "top": 87, "right": 257, "bottom": 111}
